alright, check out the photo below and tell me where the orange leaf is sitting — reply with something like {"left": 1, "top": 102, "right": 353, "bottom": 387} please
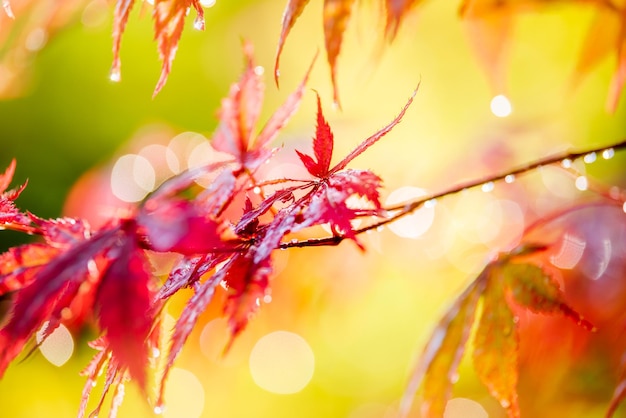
{"left": 401, "top": 278, "right": 485, "bottom": 418}
{"left": 153, "top": 0, "right": 204, "bottom": 97}
{"left": 473, "top": 269, "right": 521, "bottom": 418}
{"left": 503, "top": 262, "right": 595, "bottom": 330}
{"left": 607, "top": 8, "right": 626, "bottom": 111}
{"left": 110, "top": 0, "right": 137, "bottom": 83}
{"left": 323, "top": 0, "right": 356, "bottom": 107}
{"left": 275, "top": 0, "right": 312, "bottom": 86}
{"left": 460, "top": 0, "right": 515, "bottom": 94}
{"left": 384, "top": 0, "right": 424, "bottom": 41}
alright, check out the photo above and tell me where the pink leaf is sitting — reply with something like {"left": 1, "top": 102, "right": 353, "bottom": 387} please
{"left": 212, "top": 42, "right": 264, "bottom": 160}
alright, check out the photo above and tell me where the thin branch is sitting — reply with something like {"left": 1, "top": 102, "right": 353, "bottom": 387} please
{"left": 281, "top": 139, "right": 626, "bottom": 249}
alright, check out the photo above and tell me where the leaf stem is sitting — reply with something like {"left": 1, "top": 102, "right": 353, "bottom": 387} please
{"left": 281, "top": 139, "right": 626, "bottom": 249}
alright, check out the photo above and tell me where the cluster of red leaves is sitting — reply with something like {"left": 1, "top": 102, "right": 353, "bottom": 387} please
{"left": 0, "top": 44, "right": 415, "bottom": 416}
{"left": 401, "top": 202, "right": 626, "bottom": 418}
{"left": 275, "top": 0, "right": 626, "bottom": 110}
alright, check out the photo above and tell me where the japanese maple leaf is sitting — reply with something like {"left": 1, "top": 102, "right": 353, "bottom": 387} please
{"left": 153, "top": 0, "right": 204, "bottom": 96}
{"left": 95, "top": 220, "right": 157, "bottom": 391}
{"left": 212, "top": 42, "right": 314, "bottom": 171}
{"left": 276, "top": 0, "right": 355, "bottom": 106}
{"left": 0, "top": 159, "right": 30, "bottom": 229}
{"left": 0, "top": 226, "right": 120, "bottom": 378}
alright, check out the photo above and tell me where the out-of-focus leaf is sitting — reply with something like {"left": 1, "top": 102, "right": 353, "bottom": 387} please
{"left": 275, "top": 0, "right": 312, "bottom": 85}
{"left": 323, "top": 0, "right": 356, "bottom": 106}
{"left": 384, "top": 0, "right": 423, "bottom": 40}
{"left": 213, "top": 43, "right": 312, "bottom": 171}
{"left": 153, "top": 0, "right": 204, "bottom": 97}
{"left": 0, "top": 227, "right": 118, "bottom": 378}
{"left": 222, "top": 253, "right": 271, "bottom": 342}
{"left": 78, "top": 340, "right": 108, "bottom": 418}
{"left": 0, "top": 244, "right": 58, "bottom": 295}
{"left": 110, "top": 0, "right": 136, "bottom": 82}
{"left": 157, "top": 253, "right": 224, "bottom": 299}
{"left": 473, "top": 268, "right": 521, "bottom": 418}
{"left": 295, "top": 94, "right": 334, "bottom": 178}
{"left": 95, "top": 223, "right": 155, "bottom": 391}
{"left": 401, "top": 278, "right": 485, "bottom": 418}
{"left": 503, "top": 262, "right": 594, "bottom": 330}
{"left": 158, "top": 269, "right": 225, "bottom": 407}
{"left": 138, "top": 198, "right": 233, "bottom": 254}
{"left": 607, "top": 363, "right": 626, "bottom": 417}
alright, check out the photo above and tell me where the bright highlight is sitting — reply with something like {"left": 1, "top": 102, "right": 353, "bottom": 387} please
{"left": 249, "top": 331, "right": 315, "bottom": 394}
{"left": 490, "top": 94, "right": 512, "bottom": 117}
{"left": 35, "top": 322, "right": 74, "bottom": 367}
{"left": 444, "top": 398, "right": 488, "bottom": 418}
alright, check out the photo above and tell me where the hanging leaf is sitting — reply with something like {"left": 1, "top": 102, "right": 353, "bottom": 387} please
{"left": 275, "top": 0, "right": 312, "bottom": 85}
{"left": 323, "top": 0, "right": 356, "bottom": 107}
{"left": 153, "top": 0, "right": 204, "bottom": 97}
{"left": 384, "top": 0, "right": 423, "bottom": 40}
{"left": 95, "top": 222, "right": 156, "bottom": 391}
{"left": 110, "top": 0, "right": 136, "bottom": 82}
{"left": 401, "top": 278, "right": 485, "bottom": 418}
{"left": 503, "top": 262, "right": 594, "bottom": 330}
{"left": 473, "top": 266, "right": 521, "bottom": 418}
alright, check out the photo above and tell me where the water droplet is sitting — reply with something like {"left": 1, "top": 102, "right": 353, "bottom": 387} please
{"left": 500, "top": 399, "right": 511, "bottom": 408}
{"left": 154, "top": 405, "right": 164, "bottom": 415}
{"left": 193, "top": 16, "right": 205, "bottom": 31}
{"left": 424, "top": 198, "right": 437, "bottom": 208}
{"left": 253, "top": 186, "right": 261, "bottom": 194}
{"left": 255, "top": 297, "right": 261, "bottom": 307}
{"left": 200, "top": 0, "right": 216, "bottom": 6}
{"left": 254, "top": 65, "right": 264, "bottom": 76}
{"left": 602, "top": 148, "right": 615, "bottom": 160}
{"left": 481, "top": 182, "right": 494, "bottom": 192}
{"left": 290, "top": 239, "right": 298, "bottom": 244}
{"left": 91, "top": 381, "right": 97, "bottom": 387}
{"left": 575, "top": 176, "right": 588, "bottom": 191}
{"left": 583, "top": 152, "right": 597, "bottom": 164}
{"left": 450, "top": 372, "right": 459, "bottom": 383}
{"left": 109, "top": 69, "right": 121, "bottom": 82}
{"left": 504, "top": 174, "right": 515, "bottom": 184}
{"left": 152, "top": 347, "right": 161, "bottom": 358}
{"left": 376, "top": 226, "right": 384, "bottom": 232}
{"left": 490, "top": 94, "right": 512, "bottom": 117}
{"left": 561, "top": 158, "right": 572, "bottom": 169}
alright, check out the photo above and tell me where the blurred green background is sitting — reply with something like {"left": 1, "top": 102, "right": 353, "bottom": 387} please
{"left": 1, "top": 0, "right": 625, "bottom": 417}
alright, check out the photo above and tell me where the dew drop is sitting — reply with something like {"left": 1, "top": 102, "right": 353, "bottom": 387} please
{"left": 152, "top": 347, "right": 161, "bottom": 358}
{"left": 504, "top": 174, "right": 515, "bottom": 184}
{"left": 91, "top": 381, "right": 97, "bottom": 388}
{"left": 575, "top": 176, "right": 588, "bottom": 191}
{"left": 154, "top": 405, "right": 164, "bottom": 415}
{"left": 290, "top": 239, "right": 298, "bottom": 244}
{"left": 424, "top": 198, "right": 437, "bottom": 208}
{"left": 254, "top": 65, "right": 265, "bottom": 76}
{"left": 253, "top": 186, "right": 261, "bottom": 194}
{"left": 500, "top": 399, "right": 511, "bottom": 408}
{"left": 583, "top": 152, "right": 597, "bottom": 164}
{"left": 193, "top": 16, "right": 205, "bottom": 31}
{"left": 481, "top": 182, "right": 494, "bottom": 192}
{"left": 255, "top": 297, "right": 261, "bottom": 307}
{"left": 109, "top": 69, "right": 121, "bottom": 82}
{"left": 561, "top": 158, "right": 572, "bottom": 169}
{"left": 602, "top": 148, "right": 615, "bottom": 160}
